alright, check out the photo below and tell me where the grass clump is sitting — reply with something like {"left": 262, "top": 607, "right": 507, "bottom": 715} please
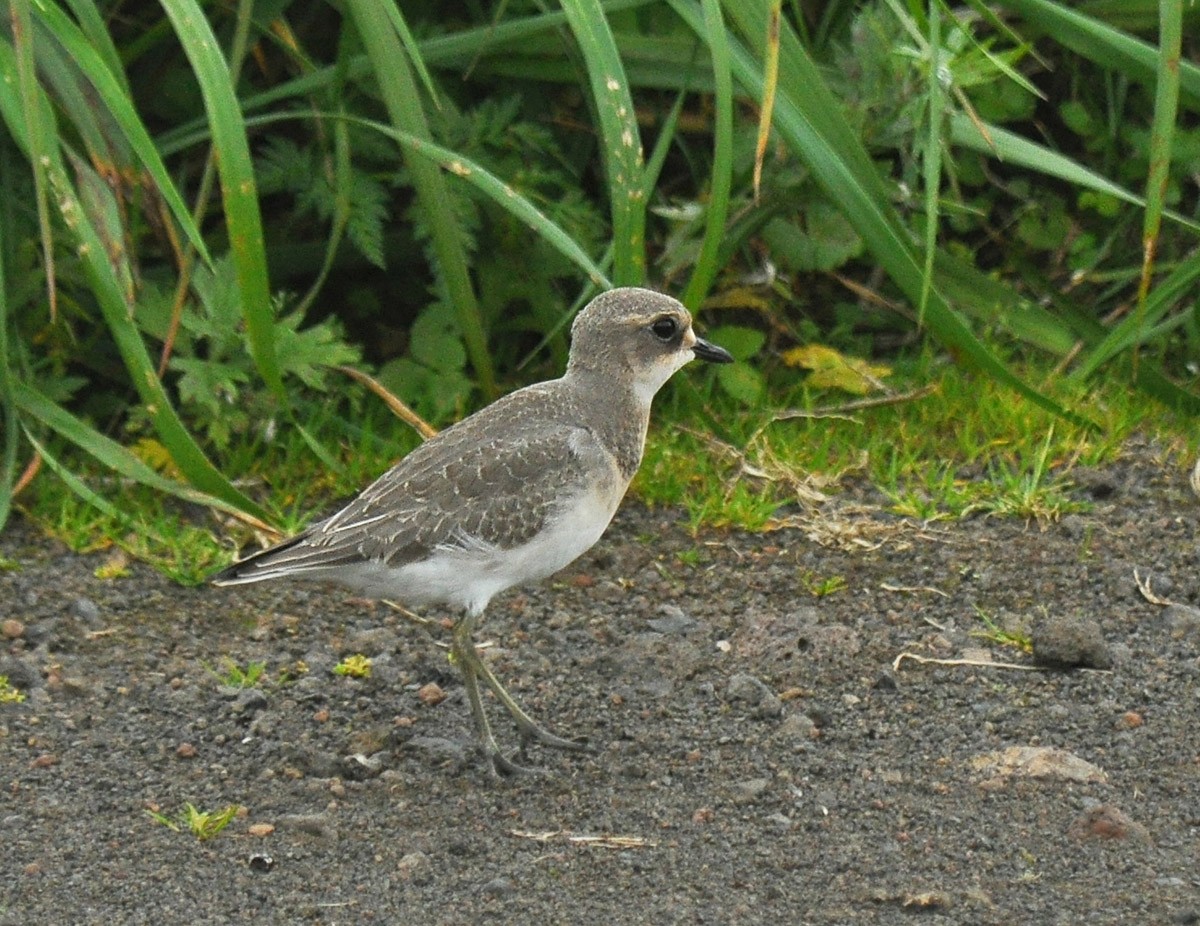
{"left": 0, "top": 677, "right": 26, "bottom": 704}
{"left": 333, "top": 655, "right": 372, "bottom": 679}
{"left": 147, "top": 803, "right": 240, "bottom": 841}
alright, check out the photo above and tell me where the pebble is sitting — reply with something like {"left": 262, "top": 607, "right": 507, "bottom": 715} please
{"left": 725, "top": 673, "right": 783, "bottom": 718}
{"left": 232, "top": 689, "right": 269, "bottom": 715}
{"left": 480, "top": 877, "right": 516, "bottom": 898}
{"left": 278, "top": 813, "right": 337, "bottom": 842}
{"left": 1067, "top": 804, "right": 1152, "bottom": 846}
{"left": 1162, "top": 603, "right": 1200, "bottom": 635}
{"left": 2, "top": 618, "right": 24, "bottom": 639}
{"left": 728, "top": 777, "right": 770, "bottom": 804}
{"left": 647, "top": 605, "right": 697, "bottom": 635}
{"left": 1032, "top": 613, "right": 1112, "bottom": 669}
{"left": 69, "top": 597, "right": 101, "bottom": 625}
{"left": 417, "top": 682, "right": 446, "bottom": 706}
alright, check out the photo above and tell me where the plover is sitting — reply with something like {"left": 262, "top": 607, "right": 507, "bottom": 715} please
{"left": 213, "top": 287, "right": 733, "bottom": 774}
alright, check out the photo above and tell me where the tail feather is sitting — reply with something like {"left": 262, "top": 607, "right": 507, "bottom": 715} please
{"left": 210, "top": 532, "right": 312, "bottom": 586}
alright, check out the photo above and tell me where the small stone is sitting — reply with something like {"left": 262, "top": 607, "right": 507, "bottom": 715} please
{"left": 278, "top": 813, "right": 337, "bottom": 842}
{"left": 971, "top": 746, "right": 1107, "bottom": 784}
{"left": 247, "top": 822, "right": 275, "bottom": 837}
{"left": 1162, "top": 604, "right": 1200, "bottom": 635}
{"left": 1115, "top": 710, "right": 1143, "bottom": 730}
{"left": 1032, "top": 613, "right": 1112, "bottom": 669}
{"left": 777, "top": 712, "right": 817, "bottom": 739}
{"left": 728, "top": 777, "right": 770, "bottom": 804}
{"left": 69, "top": 597, "right": 101, "bottom": 625}
{"left": 691, "top": 807, "right": 715, "bottom": 824}
{"left": 232, "top": 689, "right": 268, "bottom": 715}
{"left": 30, "top": 754, "right": 58, "bottom": 769}
{"left": 398, "top": 851, "right": 428, "bottom": 870}
{"left": 341, "top": 752, "right": 384, "bottom": 780}
{"left": 2, "top": 619, "right": 24, "bottom": 639}
{"left": 176, "top": 742, "right": 197, "bottom": 759}
{"left": 1067, "top": 804, "right": 1152, "bottom": 845}
{"left": 417, "top": 682, "right": 446, "bottom": 706}
{"left": 480, "top": 877, "right": 515, "bottom": 898}
{"left": 647, "top": 605, "right": 697, "bottom": 635}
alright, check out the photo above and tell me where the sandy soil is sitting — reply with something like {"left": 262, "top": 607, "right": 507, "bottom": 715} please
{"left": 2, "top": 438, "right": 1198, "bottom": 925}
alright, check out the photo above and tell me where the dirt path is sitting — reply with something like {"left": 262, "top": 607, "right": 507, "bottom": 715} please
{"left": 2, "top": 439, "right": 1198, "bottom": 924}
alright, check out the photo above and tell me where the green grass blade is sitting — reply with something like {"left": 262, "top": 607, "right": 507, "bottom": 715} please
{"left": 1133, "top": 0, "right": 1183, "bottom": 369}
{"left": 28, "top": 0, "right": 213, "bottom": 267}
{"left": 919, "top": 0, "right": 944, "bottom": 323}
{"left": 344, "top": 0, "right": 495, "bottom": 398}
{"left": 996, "top": 0, "right": 1200, "bottom": 110}
{"left": 36, "top": 153, "right": 272, "bottom": 521}
{"left": 1070, "top": 249, "right": 1200, "bottom": 380}
{"left": 676, "top": 0, "right": 734, "bottom": 309}
{"left": 9, "top": 0, "right": 58, "bottom": 320}
{"left": 248, "top": 111, "right": 610, "bottom": 288}
{"left": 694, "top": 0, "right": 1092, "bottom": 427}
{"left": 948, "top": 113, "right": 1200, "bottom": 233}
{"left": 561, "top": 0, "right": 647, "bottom": 285}
{"left": 13, "top": 383, "right": 256, "bottom": 516}
{"left": 159, "top": 0, "right": 282, "bottom": 397}
{"left": 0, "top": 163, "right": 16, "bottom": 529}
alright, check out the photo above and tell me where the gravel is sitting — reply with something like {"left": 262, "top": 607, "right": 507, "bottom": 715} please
{"left": 1, "top": 438, "right": 1198, "bottom": 924}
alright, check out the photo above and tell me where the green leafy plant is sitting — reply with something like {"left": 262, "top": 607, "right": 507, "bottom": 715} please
{"left": 0, "top": 676, "right": 26, "bottom": 704}
{"left": 147, "top": 803, "right": 239, "bottom": 841}
{"left": 971, "top": 606, "right": 1033, "bottom": 654}
{"left": 212, "top": 659, "right": 267, "bottom": 689}
{"left": 333, "top": 654, "right": 372, "bottom": 679}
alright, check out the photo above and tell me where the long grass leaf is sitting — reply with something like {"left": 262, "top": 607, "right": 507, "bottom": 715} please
{"left": 345, "top": 0, "right": 495, "bottom": 398}
{"left": 36, "top": 152, "right": 272, "bottom": 521}
{"left": 561, "top": 0, "right": 647, "bottom": 285}
{"left": 9, "top": 0, "right": 57, "bottom": 320}
{"left": 26, "top": 2, "right": 212, "bottom": 268}
{"left": 247, "top": 111, "right": 610, "bottom": 288}
{"left": 1071, "top": 247, "right": 1200, "bottom": 380}
{"left": 13, "top": 382, "right": 264, "bottom": 518}
{"left": 159, "top": 0, "right": 282, "bottom": 396}
{"left": 0, "top": 162, "right": 16, "bottom": 529}
{"left": 948, "top": 113, "right": 1200, "bottom": 233}
{"left": 696, "top": 0, "right": 1091, "bottom": 427}
{"left": 1133, "top": 0, "right": 1183, "bottom": 371}
{"left": 996, "top": 0, "right": 1200, "bottom": 110}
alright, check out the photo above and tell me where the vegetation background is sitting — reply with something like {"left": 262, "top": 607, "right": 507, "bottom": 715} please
{"left": 1, "top": 0, "right": 1197, "bottom": 581}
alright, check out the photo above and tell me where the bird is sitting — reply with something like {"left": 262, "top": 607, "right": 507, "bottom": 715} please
{"left": 212, "top": 287, "right": 733, "bottom": 774}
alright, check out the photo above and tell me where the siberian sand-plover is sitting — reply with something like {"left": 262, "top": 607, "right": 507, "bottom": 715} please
{"left": 213, "top": 287, "right": 733, "bottom": 773}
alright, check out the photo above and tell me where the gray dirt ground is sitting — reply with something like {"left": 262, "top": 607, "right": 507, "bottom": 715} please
{"left": 1, "top": 437, "right": 1198, "bottom": 925}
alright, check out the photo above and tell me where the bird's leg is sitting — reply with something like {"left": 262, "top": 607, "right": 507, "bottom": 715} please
{"left": 469, "top": 650, "right": 594, "bottom": 754}
{"left": 451, "top": 616, "right": 540, "bottom": 776}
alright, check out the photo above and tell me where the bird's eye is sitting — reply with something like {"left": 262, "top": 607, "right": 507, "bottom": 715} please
{"left": 650, "top": 317, "right": 678, "bottom": 341}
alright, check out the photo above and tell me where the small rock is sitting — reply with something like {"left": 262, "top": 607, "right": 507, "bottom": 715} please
{"left": 417, "top": 682, "right": 446, "bottom": 706}
{"left": 1067, "top": 804, "right": 1152, "bottom": 846}
{"left": 728, "top": 777, "right": 770, "bottom": 804}
{"left": 1115, "top": 710, "right": 1143, "bottom": 730}
{"left": 247, "top": 822, "right": 275, "bottom": 837}
{"left": 398, "top": 850, "right": 429, "bottom": 872}
{"left": 1032, "top": 613, "right": 1112, "bottom": 669}
{"left": 232, "top": 689, "right": 269, "bottom": 715}
{"left": 971, "top": 746, "right": 1107, "bottom": 784}
{"left": 725, "top": 673, "right": 783, "bottom": 719}
{"left": 406, "top": 735, "right": 469, "bottom": 763}
{"left": 69, "top": 597, "right": 101, "bottom": 624}
{"left": 2, "top": 619, "right": 24, "bottom": 639}
{"left": 1162, "top": 603, "right": 1200, "bottom": 635}
{"left": 647, "top": 605, "right": 697, "bottom": 635}
{"left": 278, "top": 813, "right": 337, "bottom": 842}
{"left": 176, "top": 742, "right": 197, "bottom": 759}
{"left": 341, "top": 752, "right": 384, "bottom": 780}
{"left": 480, "top": 877, "right": 515, "bottom": 898}
{"left": 776, "top": 712, "right": 817, "bottom": 740}
{"left": 0, "top": 656, "right": 41, "bottom": 691}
